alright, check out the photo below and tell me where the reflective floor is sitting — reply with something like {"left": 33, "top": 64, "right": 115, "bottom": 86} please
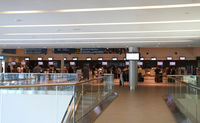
{"left": 95, "top": 83, "right": 177, "bottom": 123}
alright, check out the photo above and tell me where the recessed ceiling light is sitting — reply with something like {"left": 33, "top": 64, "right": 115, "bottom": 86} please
{"left": 1, "top": 3, "right": 200, "bottom": 14}
{"left": 0, "top": 20, "right": 200, "bottom": 28}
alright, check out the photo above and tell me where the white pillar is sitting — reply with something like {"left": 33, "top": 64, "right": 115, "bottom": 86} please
{"left": 128, "top": 47, "right": 138, "bottom": 90}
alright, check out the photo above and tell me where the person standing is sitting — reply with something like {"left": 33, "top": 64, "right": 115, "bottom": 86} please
{"left": 33, "top": 64, "right": 42, "bottom": 73}
{"left": 33, "top": 64, "right": 42, "bottom": 82}
{"left": 83, "top": 64, "right": 90, "bottom": 80}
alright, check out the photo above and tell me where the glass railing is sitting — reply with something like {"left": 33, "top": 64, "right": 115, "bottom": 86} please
{"left": 0, "top": 73, "right": 115, "bottom": 123}
{"left": 166, "top": 75, "right": 200, "bottom": 123}
{"left": 62, "top": 74, "right": 114, "bottom": 123}
{"left": 0, "top": 73, "right": 78, "bottom": 86}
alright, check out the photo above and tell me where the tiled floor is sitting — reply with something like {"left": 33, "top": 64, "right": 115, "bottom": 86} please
{"left": 94, "top": 80, "right": 177, "bottom": 123}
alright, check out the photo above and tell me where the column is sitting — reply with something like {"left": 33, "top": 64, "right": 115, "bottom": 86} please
{"left": 129, "top": 47, "right": 138, "bottom": 90}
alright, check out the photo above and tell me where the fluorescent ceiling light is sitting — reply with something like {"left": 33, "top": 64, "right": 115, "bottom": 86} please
{"left": 0, "top": 36, "right": 198, "bottom": 41}
{"left": 1, "top": 3, "right": 200, "bottom": 14}
{"left": 0, "top": 20, "right": 200, "bottom": 28}
{"left": 4, "top": 29, "right": 200, "bottom": 35}
{"left": 0, "top": 40, "right": 191, "bottom": 44}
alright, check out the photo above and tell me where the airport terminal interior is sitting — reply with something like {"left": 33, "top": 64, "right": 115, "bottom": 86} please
{"left": 0, "top": 0, "right": 200, "bottom": 123}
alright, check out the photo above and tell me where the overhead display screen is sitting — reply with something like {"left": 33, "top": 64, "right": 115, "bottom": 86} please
{"left": 151, "top": 57, "right": 156, "bottom": 60}
{"left": 37, "top": 57, "right": 42, "bottom": 60}
{"left": 180, "top": 56, "right": 186, "bottom": 60}
{"left": 86, "top": 57, "right": 92, "bottom": 61}
{"left": 98, "top": 57, "right": 103, "bottom": 61}
{"left": 140, "top": 57, "right": 144, "bottom": 60}
{"left": 48, "top": 57, "right": 53, "bottom": 60}
{"left": 112, "top": 58, "right": 117, "bottom": 61}
{"left": 25, "top": 57, "right": 30, "bottom": 61}
{"left": 72, "top": 57, "right": 78, "bottom": 60}
{"left": 126, "top": 52, "right": 140, "bottom": 60}
{"left": 167, "top": 57, "right": 172, "bottom": 60}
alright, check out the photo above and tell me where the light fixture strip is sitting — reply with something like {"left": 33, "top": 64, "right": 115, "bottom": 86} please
{"left": 1, "top": 3, "right": 200, "bottom": 14}
{"left": 3, "top": 29, "right": 200, "bottom": 35}
{"left": 0, "top": 36, "right": 198, "bottom": 41}
{"left": 0, "top": 20, "right": 200, "bottom": 28}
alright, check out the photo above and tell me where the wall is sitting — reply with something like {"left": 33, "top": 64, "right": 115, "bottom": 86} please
{"left": 140, "top": 48, "right": 198, "bottom": 60}
{"left": 0, "top": 93, "right": 72, "bottom": 123}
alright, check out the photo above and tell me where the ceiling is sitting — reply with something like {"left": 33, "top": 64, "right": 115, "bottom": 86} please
{"left": 0, "top": 0, "right": 200, "bottom": 48}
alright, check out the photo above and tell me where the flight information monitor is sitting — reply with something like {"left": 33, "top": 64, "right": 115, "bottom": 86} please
{"left": 86, "top": 57, "right": 92, "bottom": 61}
{"left": 98, "top": 57, "right": 103, "bottom": 61}
{"left": 167, "top": 57, "right": 172, "bottom": 60}
{"left": 180, "top": 56, "right": 186, "bottom": 60}
{"left": 126, "top": 52, "right": 140, "bottom": 60}
{"left": 37, "top": 57, "right": 42, "bottom": 60}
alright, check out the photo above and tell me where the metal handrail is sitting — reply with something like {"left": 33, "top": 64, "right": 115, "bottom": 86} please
{"left": 167, "top": 76, "right": 200, "bottom": 91}
{"left": 0, "top": 77, "right": 103, "bottom": 88}
{"left": 61, "top": 95, "right": 75, "bottom": 123}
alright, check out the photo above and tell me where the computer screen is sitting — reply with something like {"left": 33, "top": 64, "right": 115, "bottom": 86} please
{"left": 48, "top": 62, "right": 54, "bottom": 65}
{"left": 70, "top": 62, "right": 76, "bottom": 65}
{"left": 137, "top": 62, "right": 143, "bottom": 66}
{"left": 126, "top": 61, "right": 129, "bottom": 65}
{"left": 21, "top": 62, "right": 26, "bottom": 65}
{"left": 157, "top": 61, "right": 163, "bottom": 66}
{"left": 126, "top": 52, "right": 140, "bottom": 60}
{"left": 102, "top": 62, "right": 107, "bottom": 65}
{"left": 38, "top": 62, "right": 43, "bottom": 65}
{"left": 170, "top": 62, "right": 176, "bottom": 66}
{"left": 11, "top": 62, "right": 16, "bottom": 65}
